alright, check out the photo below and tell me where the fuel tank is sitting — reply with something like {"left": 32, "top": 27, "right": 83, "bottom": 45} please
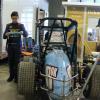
{"left": 45, "top": 49, "right": 71, "bottom": 99}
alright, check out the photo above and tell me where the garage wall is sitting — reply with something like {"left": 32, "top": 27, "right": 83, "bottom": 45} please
{"left": 49, "top": 0, "right": 65, "bottom": 17}
{"left": 2, "top": 0, "right": 48, "bottom": 52}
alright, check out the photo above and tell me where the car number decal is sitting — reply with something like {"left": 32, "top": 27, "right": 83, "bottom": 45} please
{"left": 46, "top": 65, "right": 58, "bottom": 90}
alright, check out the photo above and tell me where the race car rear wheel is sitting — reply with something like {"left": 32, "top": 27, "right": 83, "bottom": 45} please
{"left": 18, "top": 62, "right": 35, "bottom": 95}
{"left": 90, "top": 65, "right": 100, "bottom": 99}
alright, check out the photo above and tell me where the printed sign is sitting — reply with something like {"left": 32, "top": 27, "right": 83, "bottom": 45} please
{"left": 46, "top": 65, "right": 58, "bottom": 90}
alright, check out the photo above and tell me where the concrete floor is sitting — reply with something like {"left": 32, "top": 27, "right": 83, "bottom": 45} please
{"left": 0, "top": 64, "right": 87, "bottom": 100}
{"left": 0, "top": 64, "right": 25, "bottom": 100}
{"left": 0, "top": 64, "right": 50, "bottom": 100}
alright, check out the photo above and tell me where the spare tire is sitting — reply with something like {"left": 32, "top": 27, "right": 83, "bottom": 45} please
{"left": 18, "top": 62, "right": 35, "bottom": 95}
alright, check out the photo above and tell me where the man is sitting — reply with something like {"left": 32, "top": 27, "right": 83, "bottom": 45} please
{"left": 3, "top": 11, "right": 28, "bottom": 83}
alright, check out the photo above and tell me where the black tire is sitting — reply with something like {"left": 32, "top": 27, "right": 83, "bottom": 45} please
{"left": 90, "top": 65, "right": 100, "bottom": 100}
{"left": 18, "top": 62, "right": 35, "bottom": 95}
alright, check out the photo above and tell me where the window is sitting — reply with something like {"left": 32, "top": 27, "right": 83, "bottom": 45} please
{"left": 21, "top": 8, "right": 33, "bottom": 37}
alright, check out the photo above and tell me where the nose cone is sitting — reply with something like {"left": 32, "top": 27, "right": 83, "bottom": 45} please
{"left": 45, "top": 50, "right": 70, "bottom": 68}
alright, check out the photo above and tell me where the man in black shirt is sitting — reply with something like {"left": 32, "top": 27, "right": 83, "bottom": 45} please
{"left": 3, "top": 11, "right": 28, "bottom": 82}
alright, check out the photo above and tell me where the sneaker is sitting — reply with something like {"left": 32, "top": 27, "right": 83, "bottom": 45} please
{"left": 7, "top": 77, "right": 14, "bottom": 82}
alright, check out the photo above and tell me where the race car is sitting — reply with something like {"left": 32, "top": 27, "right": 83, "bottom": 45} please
{"left": 18, "top": 17, "right": 78, "bottom": 100}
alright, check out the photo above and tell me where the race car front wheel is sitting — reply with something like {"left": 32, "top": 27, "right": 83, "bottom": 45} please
{"left": 18, "top": 62, "right": 35, "bottom": 96}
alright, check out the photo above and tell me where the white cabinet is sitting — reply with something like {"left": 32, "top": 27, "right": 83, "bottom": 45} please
{"left": 81, "top": 0, "right": 94, "bottom": 2}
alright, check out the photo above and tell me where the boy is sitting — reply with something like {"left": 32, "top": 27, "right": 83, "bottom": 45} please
{"left": 3, "top": 11, "right": 28, "bottom": 83}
